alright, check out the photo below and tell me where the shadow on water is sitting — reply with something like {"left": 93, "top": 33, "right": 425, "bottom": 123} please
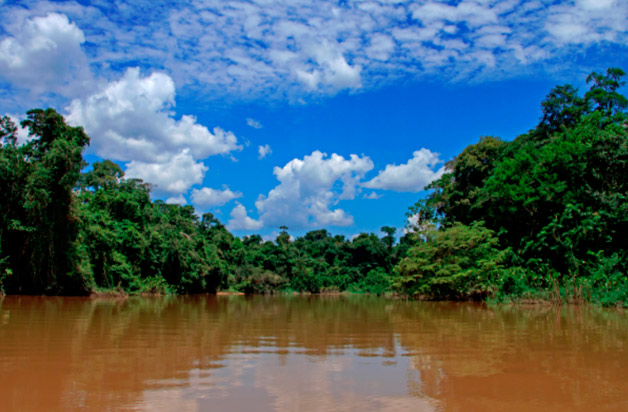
{"left": 0, "top": 295, "right": 627, "bottom": 411}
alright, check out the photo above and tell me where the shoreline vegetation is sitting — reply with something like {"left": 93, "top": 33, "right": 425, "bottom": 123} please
{"left": 1, "top": 68, "right": 627, "bottom": 307}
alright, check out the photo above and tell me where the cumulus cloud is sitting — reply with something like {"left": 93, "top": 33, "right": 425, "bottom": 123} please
{"left": 166, "top": 195, "right": 187, "bottom": 205}
{"left": 125, "top": 150, "right": 207, "bottom": 195}
{"left": 258, "top": 144, "right": 272, "bottom": 159}
{"left": 228, "top": 203, "right": 263, "bottom": 231}
{"left": 363, "top": 149, "right": 445, "bottom": 192}
{"left": 228, "top": 150, "right": 373, "bottom": 231}
{"left": 66, "top": 67, "right": 241, "bottom": 195}
{"left": 0, "top": 12, "right": 92, "bottom": 97}
{"left": 66, "top": 68, "right": 240, "bottom": 163}
{"left": 246, "top": 118, "right": 262, "bottom": 129}
{"left": 191, "top": 186, "right": 242, "bottom": 208}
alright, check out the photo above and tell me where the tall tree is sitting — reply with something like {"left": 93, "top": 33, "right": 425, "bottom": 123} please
{"left": 1, "top": 109, "right": 90, "bottom": 294}
{"left": 539, "top": 84, "right": 589, "bottom": 135}
{"left": 585, "top": 67, "right": 627, "bottom": 119}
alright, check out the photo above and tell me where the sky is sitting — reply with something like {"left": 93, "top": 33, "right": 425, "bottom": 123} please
{"left": 1, "top": 0, "right": 627, "bottom": 240}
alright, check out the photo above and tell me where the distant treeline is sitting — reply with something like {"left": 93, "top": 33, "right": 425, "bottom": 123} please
{"left": 1, "top": 68, "right": 626, "bottom": 306}
{"left": 0, "top": 109, "right": 405, "bottom": 296}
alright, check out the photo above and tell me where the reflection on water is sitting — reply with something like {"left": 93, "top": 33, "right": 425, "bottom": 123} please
{"left": 0, "top": 295, "right": 627, "bottom": 411}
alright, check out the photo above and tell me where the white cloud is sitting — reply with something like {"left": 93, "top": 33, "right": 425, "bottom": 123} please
{"left": 546, "top": 0, "right": 627, "bottom": 44}
{"left": 66, "top": 68, "right": 241, "bottom": 164}
{"left": 363, "top": 149, "right": 445, "bottom": 192}
{"left": 578, "top": 0, "right": 615, "bottom": 10}
{"left": 0, "top": 12, "right": 92, "bottom": 97}
{"left": 411, "top": 1, "right": 498, "bottom": 28}
{"left": 66, "top": 67, "right": 241, "bottom": 195}
{"left": 166, "top": 195, "right": 187, "bottom": 205}
{"left": 246, "top": 118, "right": 262, "bottom": 129}
{"left": 191, "top": 186, "right": 242, "bottom": 208}
{"left": 230, "top": 150, "right": 373, "bottom": 230}
{"left": 296, "top": 43, "right": 362, "bottom": 91}
{"left": 364, "top": 192, "right": 382, "bottom": 200}
{"left": 125, "top": 150, "right": 207, "bottom": 195}
{"left": 258, "top": 144, "right": 272, "bottom": 159}
{"left": 2, "top": 2, "right": 628, "bottom": 100}
{"left": 227, "top": 202, "right": 263, "bottom": 231}
{"left": 261, "top": 231, "right": 295, "bottom": 243}
{"left": 3, "top": 114, "right": 32, "bottom": 145}
{"left": 365, "top": 34, "right": 395, "bottom": 61}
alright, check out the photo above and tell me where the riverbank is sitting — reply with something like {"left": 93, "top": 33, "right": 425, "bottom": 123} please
{"left": 80, "top": 284, "right": 627, "bottom": 308}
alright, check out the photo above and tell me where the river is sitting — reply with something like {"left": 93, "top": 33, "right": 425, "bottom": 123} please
{"left": 0, "top": 295, "right": 626, "bottom": 411}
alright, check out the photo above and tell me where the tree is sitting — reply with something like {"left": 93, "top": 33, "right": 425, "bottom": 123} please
{"left": 585, "top": 67, "right": 627, "bottom": 119}
{"left": 395, "top": 222, "right": 504, "bottom": 300}
{"left": 79, "top": 160, "right": 124, "bottom": 191}
{"left": 420, "top": 135, "right": 506, "bottom": 227}
{"left": 0, "top": 116, "right": 18, "bottom": 145}
{"left": 277, "top": 225, "right": 291, "bottom": 246}
{"left": 539, "top": 84, "right": 589, "bottom": 134}
{"left": 1, "top": 109, "right": 90, "bottom": 294}
{"left": 380, "top": 226, "right": 396, "bottom": 250}
{"left": 397, "top": 68, "right": 628, "bottom": 305}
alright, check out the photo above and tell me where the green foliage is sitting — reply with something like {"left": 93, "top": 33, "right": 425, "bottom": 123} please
{"left": 77, "top": 176, "right": 227, "bottom": 295}
{"left": 79, "top": 159, "right": 124, "bottom": 191}
{"left": 539, "top": 84, "right": 589, "bottom": 134}
{"left": 350, "top": 268, "right": 391, "bottom": 295}
{"left": 226, "top": 228, "right": 398, "bottom": 295}
{"left": 585, "top": 67, "right": 627, "bottom": 119}
{"left": 426, "top": 135, "right": 507, "bottom": 226}
{"left": 484, "top": 111, "right": 628, "bottom": 281}
{"left": 1, "top": 109, "right": 91, "bottom": 294}
{"left": 581, "top": 253, "right": 628, "bottom": 307}
{"left": 396, "top": 67, "right": 628, "bottom": 306}
{"left": 4, "top": 68, "right": 626, "bottom": 303}
{"left": 396, "top": 222, "right": 504, "bottom": 300}
{"left": 232, "top": 265, "right": 288, "bottom": 294}
{"left": 72, "top": 157, "right": 401, "bottom": 296}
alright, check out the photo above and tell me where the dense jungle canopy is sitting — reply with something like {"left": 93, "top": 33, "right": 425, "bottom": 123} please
{"left": 1, "top": 68, "right": 627, "bottom": 306}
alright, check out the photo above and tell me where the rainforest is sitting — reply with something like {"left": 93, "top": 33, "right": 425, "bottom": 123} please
{"left": 1, "top": 68, "right": 627, "bottom": 306}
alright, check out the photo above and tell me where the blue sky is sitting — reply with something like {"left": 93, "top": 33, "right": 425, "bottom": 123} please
{"left": 1, "top": 0, "right": 627, "bottom": 239}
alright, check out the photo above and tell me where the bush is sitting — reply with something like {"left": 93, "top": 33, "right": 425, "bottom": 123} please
{"left": 395, "top": 222, "right": 504, "bottom": 300}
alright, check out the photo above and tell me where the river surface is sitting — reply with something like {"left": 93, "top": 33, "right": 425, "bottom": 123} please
{"left": 0, "top": 295, "right": 627, "bottom": 411}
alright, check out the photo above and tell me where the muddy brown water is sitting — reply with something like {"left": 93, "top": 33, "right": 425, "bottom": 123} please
{"left": 0, "top": 295, "right": 627, "bottom": 411}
